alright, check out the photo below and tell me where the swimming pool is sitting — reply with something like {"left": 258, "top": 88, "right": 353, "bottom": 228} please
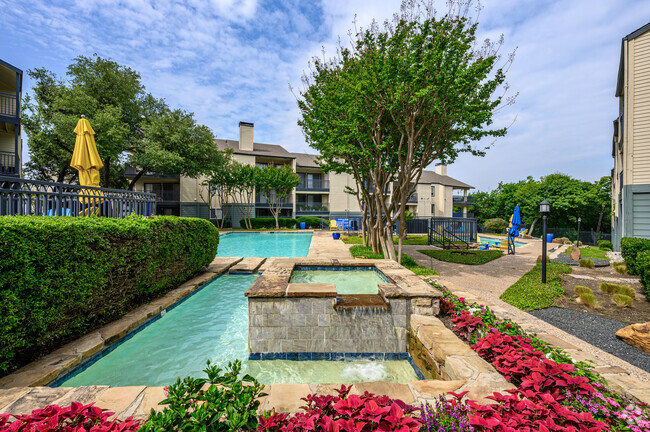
{"left": 217, "top": 232, "right": 312, "bottom": 258}
{"left": 480, "top": 237, "right": 525, "bottom": 247}
{"left": 55, "top": 274, "right": 419, "bottom": 387}
{"left": 289, "top": 266, "right": 389, "bottom": 295}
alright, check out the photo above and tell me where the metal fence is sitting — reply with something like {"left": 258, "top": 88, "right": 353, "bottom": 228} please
{"left": 406, "top": 218, "right": 429, "bottom": 233}
{"left": 531, "top": 226, "right": 611, "bottom": 246}
{"left": 0, "top": 176, "right": 157, "bottom": 218}
{"left": 429, "top": 216, "right": 478, "bottom": 248}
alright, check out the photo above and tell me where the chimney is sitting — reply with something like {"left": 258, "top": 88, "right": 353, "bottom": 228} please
{"left": 238, "top": 121, "right": 254, "bottom": 151}
{"left": 434, "top": 163, "right": 447, "bottom": 176}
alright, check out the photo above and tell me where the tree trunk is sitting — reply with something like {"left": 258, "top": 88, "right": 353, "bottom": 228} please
{"left": 527, "top": 217, "right": 539, "bottom": 237}
{"left": 595, "top": 204, "right": 605, "bottom": 242}
{"left": 103, "top": 157, "right": 111, "bottom": 188}
{"left": 56, "top": 167, "right": 68, "bottom": 183}
{"left": 128, "top": 170, "right": 146, "bottom": 191}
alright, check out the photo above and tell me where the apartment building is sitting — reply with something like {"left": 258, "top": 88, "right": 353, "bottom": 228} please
{"left": 0, "top": 59, "right": 22, "bottom": 177}
{"left": 128, "top": 121, "right": 473, "bottom": 225}
{"left": 612, "top": 23, "right": 650, "bottom": 250}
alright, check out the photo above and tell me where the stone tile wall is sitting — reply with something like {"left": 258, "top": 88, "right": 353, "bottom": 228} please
{"left": 249, "top": 297, "right": 409, "bottom": 353}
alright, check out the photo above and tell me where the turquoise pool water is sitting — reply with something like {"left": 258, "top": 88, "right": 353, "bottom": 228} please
{"left": 57, "top": 274, "right": 418, "bottom": 387}
{"left": 289, "top": 267, "right": 389, "bottom": 295}
{"left": 480, "top": 237, "right": 525, "bottom": 247}
{"left": 217, "top": 232, "right": 312, "bottom": 258}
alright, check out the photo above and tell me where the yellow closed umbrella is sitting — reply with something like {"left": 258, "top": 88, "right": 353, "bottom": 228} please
{"left": 70, "top": 116, "right": 104, "bottom": 210}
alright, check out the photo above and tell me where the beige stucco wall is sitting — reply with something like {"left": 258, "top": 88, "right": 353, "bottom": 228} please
{"left": 328, "top": 171, "right": 361, "bottom": 213}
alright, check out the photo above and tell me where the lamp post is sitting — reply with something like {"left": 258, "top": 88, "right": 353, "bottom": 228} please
{"left": 576, "top": 217, "right": 581, "bottom": 248}
{"left": 540, "top": 200, "right": 551, "bottom": 283}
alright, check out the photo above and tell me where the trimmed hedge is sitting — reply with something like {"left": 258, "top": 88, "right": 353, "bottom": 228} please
{"left": 636, "top": 250, "right": 650, "bottom": 300}
{"left": 620, "top": 237, "right": 650, "bottom": 275}
{"left": 0, "top": 215, "right": 219, "bottom": 374}
{"left": 239, "top": 217, "right": 296, "bottom": 229}
{"left": 296, "top": 216, "right": 326, "bottom": 228}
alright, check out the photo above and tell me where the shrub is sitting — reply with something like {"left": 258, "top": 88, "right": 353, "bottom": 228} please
{"left": 613, "top": 293, "right": 633, "bottom": 307}
{"left": 574, "top": 285, "right": 592, "bottom": 296}
{"left": 0, "top": 215, "right": 218, "bottom": 374}
{"left": 620, "top": 237, "right": 650, "bottom": 274}
{"left": 241, "top": 217, "right": 296, "bottom": 229}
{"left": 599, "top": 282, "right": 635, "bottom": 297}
{"left": 578, "top": 292, "right": 598, "bottom": 307}
{"left": 536, "top": 254, "right": 551, "bottom": 263}
{"left": 483, "top": 218, "right": 508, "bottom": 233}
{"left": 144, "top": 361, "right": 264, "bottom": 431}
{"left": 636, "top": 250, "right": 650, "bottom": 300}
{"left": 579, "top": 258, "right": 594, "bottom": 268}
{"left": 0, "top": 401, "right": 141, "bottom": 431}
{"left": 597, "top": 240, "right": 613, "bottom": 250}
{"left": 613, "top": 261, "right": 628, "bottom": 274}
{"left": 296, "top": 216, "right": 326, "bottom": 228}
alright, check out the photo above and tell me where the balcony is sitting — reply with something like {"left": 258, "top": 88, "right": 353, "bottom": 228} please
{"left": 296, "top": 178, "right": 329, "bottom": 191}
{"left": 255, "top": 194, "right": 293, "bottom": 207}
{"left": 453, "top": 196, "right": 474, "bottom": 206}
{"left": 0, "top": 151, "right": 17, "bottom": 176}
{"left": 296, "top": 203, "right": 329, "bottom": 213}
{"left": 0, "top": 92, "right": 17, "bottom": 118}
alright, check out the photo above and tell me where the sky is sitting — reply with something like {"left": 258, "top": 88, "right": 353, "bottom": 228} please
{"left": 1, "top": 0, "right": 649, "bottom": 191}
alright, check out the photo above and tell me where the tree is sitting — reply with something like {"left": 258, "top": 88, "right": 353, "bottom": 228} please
{"left": 200, "top": 151, "right": 236, "bottom": 229}
{"left": 297, "top": 0, "right": 513, "bottom": 262}
{"left": 23, "top": 55, "right": 220, "bottom": 189}
{"left": 256, "top": 165, "right": 301, "bottom": 229}
{"left": 230, "top": 164, "right": 258, "bottom": 230}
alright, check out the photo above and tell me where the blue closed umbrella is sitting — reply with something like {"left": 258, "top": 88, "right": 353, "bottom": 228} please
{"left": 509, "top": 205, "right": 521, "bottom": 237}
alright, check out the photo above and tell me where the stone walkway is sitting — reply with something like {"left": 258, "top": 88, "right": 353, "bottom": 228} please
{"left": 404, "top": 243, "right": 650, "bottom": 400}
{"left": 308, "top": 230, "right": 352, "bottom": 259}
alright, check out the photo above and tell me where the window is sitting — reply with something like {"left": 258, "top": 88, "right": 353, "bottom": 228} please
{"left": 431, "top": 204, "right": 435, "bottom": 215}
{"left": 144, "top": 183, "right": 180, "bottom": 202}
{"left": 431, "top": 185, "right": 435, "bottom": 197}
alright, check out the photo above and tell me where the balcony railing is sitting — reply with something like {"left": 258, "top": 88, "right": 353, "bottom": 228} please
{"left": 255, "top": 194, "right": 293, "bottom": 206}
{"left": 453, "top": 196, "right": 474, "bottom": 206}
{"left": 0, "top": 176, "right": 157, "bottom": 217}
{"left": 297, "top": 179, "right": 329, "bottom": 191}
{"left": 296, "top": 203, "right": 328, "bottom": 212}
{"left": 0, "top": 151, "right": 16, "bottom": 175}
{"left": 0, "top": 92, "right": 17, "bottom": 118}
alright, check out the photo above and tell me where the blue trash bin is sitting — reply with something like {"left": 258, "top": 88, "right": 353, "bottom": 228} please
{"left": 300, "top": 222, "right": 306, "bottom": 229}
{"left": 332, "top": 232, "right": 341, "bottom": 240}
{"left": 546, "top": 234, "right": 554, "bottom": 243}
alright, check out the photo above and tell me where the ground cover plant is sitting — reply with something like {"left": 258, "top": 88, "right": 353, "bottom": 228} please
{"left": 500, "top": 261, "right": 572, "bottom": 310}
{"left": 342, "top": 235, "right": 430, "bottom": 246}
{"left": 432, "top": 280, "right": 650, "bottom": 431}
{"left": 0, "top": 215, "right": 219, "bottom": 375}
{"left": 349, "top": 245, "right": 437, "bottom": 276}
{"left": 417, "top": 249, "right": 502, "bottom": 265}
{"left": 563, "top": 246, "right": 610, "bottom": 261}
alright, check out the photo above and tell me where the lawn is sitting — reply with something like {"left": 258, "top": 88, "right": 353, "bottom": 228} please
{"left": 417, "top": 249, "right": 503, "bottom": 265}
{"left": 348, "top": 245, "right": 438, "bottom": 276}
{"left": 500, "top": 261, "right": 573, "bottom": 311}
{"left": 562, "top": 246, "right": 609, "bottom": 261}
{"left": 342, "top": 235, "right": 430, "bottom": 245}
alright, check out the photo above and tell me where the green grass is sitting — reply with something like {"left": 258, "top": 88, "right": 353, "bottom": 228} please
{"left": 348, "top": 245, "right": 438, "bottom": 276}
{"left": 417, "top": 249, "right": 503, "bottom": 265}
{"left": 342, "top": 235, "right": 430, "bottom": 245}
{"left": 500, "top": 262, "right": 573, "bottom": 311}
{"left": 562, "top": 246, "right": 609, "bottom": 261}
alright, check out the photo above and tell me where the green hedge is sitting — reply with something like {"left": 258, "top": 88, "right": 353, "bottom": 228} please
{"left": 620, "top": 237, "right": 650, "bottom": 275}
{"left": 0, "top": 215, "right": 219, "bottom": 374}
{"left": 636, "top": 250, "right": 650, "bottom": 300}
{"left": 240, "top": 217, "right": 297, "bottom": 229}
{"left": 296, "top": 216, "right": 326, "bottom": 228}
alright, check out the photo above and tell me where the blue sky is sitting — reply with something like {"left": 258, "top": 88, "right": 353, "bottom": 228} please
{"left": 1, "top": 0, "right": 650, "bottom": 191}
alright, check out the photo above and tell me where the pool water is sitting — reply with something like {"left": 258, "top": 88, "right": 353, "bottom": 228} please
{"left": 289, "top": 267, "right": 389, "bottom": 295}
{"left": 480, "top": 237, "right": 525, "bottom": 247}
{"left": 217, "top": 232, "right": 312, "bottom": 258}
{"left": 56, "top": 274, "right": 418, "bottom": 387}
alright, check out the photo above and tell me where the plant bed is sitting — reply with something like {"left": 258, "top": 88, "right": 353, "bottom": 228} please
{"left": 348, "top": 245, "right": 438, "bottom": 276}
{"left": 501, "top": 261, "right": 572, "bottom": 310}
{"left": 417, "top": 249, "right": 503, "bottom": 265}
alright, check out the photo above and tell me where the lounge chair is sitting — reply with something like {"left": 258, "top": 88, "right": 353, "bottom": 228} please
{"left": 329, "top": 220, "right": 339, "bottom": 231}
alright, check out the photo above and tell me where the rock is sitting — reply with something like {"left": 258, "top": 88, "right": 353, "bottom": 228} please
{"left": 616, "top": 322, "right": 650, "bottom": 355}
{"left": 570, "top": 247, "right": 581, "bottom": 261}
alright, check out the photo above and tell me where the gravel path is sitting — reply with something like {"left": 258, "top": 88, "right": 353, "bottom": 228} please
{"left": 530, "top": 307, "right": 650, "bottom": 371}
{"left": 552, "top": 254, "right": 610, "bottom": 267}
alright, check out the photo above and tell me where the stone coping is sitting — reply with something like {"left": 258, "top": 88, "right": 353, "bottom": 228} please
{"left": 245, "top": 258, "right": 442, "bottom": 299}
{"left": 0, "top": 257, "right": 244, "bottom": 389}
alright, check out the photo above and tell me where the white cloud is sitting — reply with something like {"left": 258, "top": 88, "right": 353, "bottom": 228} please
{"left": 2, "top": 0, "right": 650, "bottom": 191}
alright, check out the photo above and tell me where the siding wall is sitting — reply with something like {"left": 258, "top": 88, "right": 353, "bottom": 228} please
{"left": 632, "top": 31, "right": 650, "bottom": 185}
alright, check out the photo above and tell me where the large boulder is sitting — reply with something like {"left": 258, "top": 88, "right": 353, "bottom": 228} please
{"left": 616, "top": 322, "right": 650, "bottom": 355}
{"left": 570, "top": 247, "right": 581, "bottom": 261}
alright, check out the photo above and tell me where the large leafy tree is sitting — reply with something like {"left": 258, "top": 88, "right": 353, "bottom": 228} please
{"left": 23, "top": 55, "right": 220, "bottom": 189}
{"left": 297, "top": 0, "right": 514, "bottom": 262}
{"left": 256, "top": 165, "right": 301, "bottom": 229}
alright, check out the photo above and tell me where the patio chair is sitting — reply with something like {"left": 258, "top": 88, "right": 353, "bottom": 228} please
{"left": 329, "top": 220, "right": 339, "bottom": 231}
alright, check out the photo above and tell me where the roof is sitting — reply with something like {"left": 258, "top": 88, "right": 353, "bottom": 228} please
{"left": 215, "top": 139, "right": 295, "bottom": 159}
{"left": 616, "top": 22, "right": 650, "bottom": 97}
{"left": 291, "top": 152, "right": 321, "bottom": 168}
{"left": 418, "top": 170, "right": 473, "bottom": 189}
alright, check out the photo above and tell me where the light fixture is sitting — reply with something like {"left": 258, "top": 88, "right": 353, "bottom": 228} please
{"left": 539, "top": 200, "right": 550, "bottom": 215}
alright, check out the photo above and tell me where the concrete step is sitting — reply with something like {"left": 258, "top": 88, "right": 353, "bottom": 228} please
{"left": 229, "top": 257, "right": 267, "bottom": 274}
